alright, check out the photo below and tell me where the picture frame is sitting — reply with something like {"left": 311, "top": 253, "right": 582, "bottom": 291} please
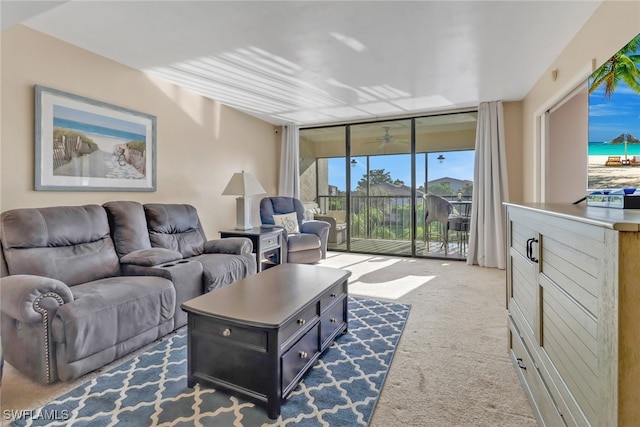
{"left": 35, "top": 85, "right": 157, "bottom": 191}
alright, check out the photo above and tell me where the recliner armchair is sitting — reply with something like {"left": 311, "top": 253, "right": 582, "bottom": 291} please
{"left": 314, "top": 210, "right": 347, "bottom": 245}
{"left": 259, "top": 197, "right": 330, "bottom": 264}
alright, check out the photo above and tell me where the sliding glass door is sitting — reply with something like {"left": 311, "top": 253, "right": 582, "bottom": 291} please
{"left": 299, "top": 111, "right": 477, "bottom": 260}
{"left": 415, "top": 114, "right": 477, "bottom": 259}
{"left": 350, "top": 120, "right": 413, "bottom": 256}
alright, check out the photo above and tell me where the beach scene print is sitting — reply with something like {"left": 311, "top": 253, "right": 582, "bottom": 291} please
{"left": 53, "top": 105, "right": 147, "bottom": 179}
{"left": 588, "top": 33, "right": 640, "bottom": 190}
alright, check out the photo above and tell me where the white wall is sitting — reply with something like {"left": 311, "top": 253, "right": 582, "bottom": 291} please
{"left": 0, "top": 26, "right": 280, "bottom": 237}
{"left": 547, "top": 86, "right": 588, "bottom": 203}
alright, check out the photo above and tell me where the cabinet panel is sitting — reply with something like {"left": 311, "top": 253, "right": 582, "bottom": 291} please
{"left": 191, "top": 333, "right": 270, "bottom": 394}
{"left": 511, "top": 252, "right": 537, "bottom": 334}
{"left": 509, "top": 318, "right": 565, "bottom": 427}
{"left": 511, "top": 220, "right": 538, "bottom": 259}
{"left": 541, "top": 278, "right": 599, "bottom": 425}
{"left": 541, "top": 235, "right": 602, "bottom": 318}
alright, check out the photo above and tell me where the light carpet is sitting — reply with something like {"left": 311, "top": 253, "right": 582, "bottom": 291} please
{"left": 1, "top": 253, "right": 537, "bottom": 426}
{"left": 10, "top": 296, "right": 410, "bottom": 427}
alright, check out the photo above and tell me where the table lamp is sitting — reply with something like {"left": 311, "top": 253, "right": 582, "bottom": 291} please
{"left": 222, "top": 171, "right": 266, "bottom": 230}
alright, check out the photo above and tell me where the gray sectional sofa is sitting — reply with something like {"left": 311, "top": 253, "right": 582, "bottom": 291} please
{"left": 0, "top": 202, "right": 256, "bottom": 384}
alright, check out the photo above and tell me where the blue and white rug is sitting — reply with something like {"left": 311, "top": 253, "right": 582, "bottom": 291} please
{"left": 14, "top": 297, "right": 410, "bottom": 427}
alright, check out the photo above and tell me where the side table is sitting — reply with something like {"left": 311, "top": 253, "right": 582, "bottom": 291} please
{"left": 220, "top": 227, "right": 283, "bottom": 272}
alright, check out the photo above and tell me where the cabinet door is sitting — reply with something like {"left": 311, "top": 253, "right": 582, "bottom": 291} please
{"left": 506, "top": 206, "right": 614, "bottom": 427}
{"left": 536, "top": 217, "right": 606, "bottom": 427}
{"left": 508, "top": 216, "right": 539, "bottom": 338}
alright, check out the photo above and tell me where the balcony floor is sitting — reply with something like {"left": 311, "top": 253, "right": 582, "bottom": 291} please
{"left": 328, "top": 235, "right": 467, "bottom": 261}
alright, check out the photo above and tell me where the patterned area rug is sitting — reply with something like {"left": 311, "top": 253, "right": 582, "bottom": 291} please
{"left": 14, "top": 297, "right": 410, "bottom": 427}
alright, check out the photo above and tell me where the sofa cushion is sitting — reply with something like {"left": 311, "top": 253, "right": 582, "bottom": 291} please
{"left": 144, "top": 204, "right": 206, "bottom": 258}
{"left": 51, "top": 276, "right": 175, "bottom": 362}
{"left": 103, "top": 201, "right": 152, "bottom": 258}
{"left": 0, "top": 205, "right": 120, "bottom": 286}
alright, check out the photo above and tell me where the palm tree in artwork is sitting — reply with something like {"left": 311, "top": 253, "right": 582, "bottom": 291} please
{"left": 589, "top": 33, "right": 640, "bottom": 97}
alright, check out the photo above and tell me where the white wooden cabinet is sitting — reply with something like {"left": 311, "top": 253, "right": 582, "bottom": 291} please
{"left": 505, "top": 203, "right": 640, "bottom": 427}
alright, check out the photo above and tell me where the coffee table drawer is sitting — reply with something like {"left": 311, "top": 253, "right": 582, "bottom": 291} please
{"left": 280, "top": 302, "right": 319, "bottom": 346}
{"left": 193, "top": 316, "right": 267, "bottom": 351}
{"left": 321, "top": 298, "right": 346, "bottom": 347}
{"left": 320, "top": 281, "right": 346, "bottom": 312}
{"left": 282, "top": 324, "right": 320, "bottom": 395}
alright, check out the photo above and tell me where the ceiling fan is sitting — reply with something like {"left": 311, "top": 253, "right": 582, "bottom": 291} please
{"left": 371, "top": 126, "right": 408, "bottom": 148}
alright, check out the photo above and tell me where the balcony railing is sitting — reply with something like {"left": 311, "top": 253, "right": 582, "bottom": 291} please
{"left": 317, "top": 194, "right": 471, "bottom": 241}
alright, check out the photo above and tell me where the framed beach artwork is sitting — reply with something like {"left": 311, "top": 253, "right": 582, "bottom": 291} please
{"left": 35, "top": 85, "right": 157, "bottom": 191}
{"left": 587, "top": 33, "right": 640, "bottom": 191}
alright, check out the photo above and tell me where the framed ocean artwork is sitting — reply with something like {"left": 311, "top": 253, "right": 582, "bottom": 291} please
{"left": 587, "top": 33, "right": 640, "bottom": 191}
{"left": 34, "top": 85, "right": 157, "bottom": 191}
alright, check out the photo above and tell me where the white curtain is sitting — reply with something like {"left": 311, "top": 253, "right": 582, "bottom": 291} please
{"left": 278, "top": 123, "right": 300, "bottom": 199}
{"left": 467, "top": 101, "right": 510, "bottom": 269}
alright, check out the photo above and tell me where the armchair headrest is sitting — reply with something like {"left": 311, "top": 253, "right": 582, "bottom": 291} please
{"left": 259, "top": 197, "right": 305, "bottom": 225}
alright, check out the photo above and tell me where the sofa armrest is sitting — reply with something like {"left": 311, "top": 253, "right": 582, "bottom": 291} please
{"left": 300, "top": 219, "right": 330, "bottom": 237}
{"left": 205, "top": 238, "right": 253, "bottom": 255}
{"left": 120, "top": 248, "right": 183, "bottom": 266}
{"left": 0, "top": 275, "right": 73, "bottom": 323}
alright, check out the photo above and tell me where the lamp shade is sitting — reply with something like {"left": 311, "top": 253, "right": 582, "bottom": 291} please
{"left": 222, "top": 171, "right": 266, "bottom": 196}
{"left": 222, "top": 171, "right": 266, "bottom": 230}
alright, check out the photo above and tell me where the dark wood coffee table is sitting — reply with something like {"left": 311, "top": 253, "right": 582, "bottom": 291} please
{"left": 181, "top": 263, "right": 351, "bottom": 419}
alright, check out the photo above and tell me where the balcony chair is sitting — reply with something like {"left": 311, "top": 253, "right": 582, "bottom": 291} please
{"left": 424, "top": 194, "right": 469, "bottom": 255}
{"left": 260, "top": 197, "right": 330, "bottom": 264}
{"left": 314, "top": 210, "right": 347, "bottom": 245}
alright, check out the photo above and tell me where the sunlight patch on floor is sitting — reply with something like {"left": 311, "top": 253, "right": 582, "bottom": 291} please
{"left": 349, "top": 275, "right": 435, "bottom": 300}
{"left": 320, "top": 252, "right": 436, "bottom": 300}
{"left": 320, "top": 252, "right": 380, "bottom": 270}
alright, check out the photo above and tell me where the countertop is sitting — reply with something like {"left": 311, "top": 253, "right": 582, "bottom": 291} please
{"left": 504, "top": 202, "right": 640, "bottom": 231}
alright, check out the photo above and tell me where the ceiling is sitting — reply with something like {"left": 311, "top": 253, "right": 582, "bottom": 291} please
{"left": 2, "top": 1, "right": 601, "bottom": 126}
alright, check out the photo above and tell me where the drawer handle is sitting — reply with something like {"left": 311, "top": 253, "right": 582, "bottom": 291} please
{"left": 297, "top": 319, "right": 306, "bottom": 325}
{"left": 525, "top": 238, "right": 539, "bottom": 264}
{"left": 330, "top": 293, "right": 338, "bottom": 298}
{"left": 516, "top": 357, "right": 527, "bottom": 370}
{"left": 330, "top": 318, "right": 338, "bottom": 323}
{"left": 299, "top": 351, "right": 308, "bottom": 359}
{"left": 223, "top": 328, "right": 232, "bottom": 337}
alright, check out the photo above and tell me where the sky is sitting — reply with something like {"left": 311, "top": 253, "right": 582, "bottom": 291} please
{"left": 328, "top": 150, "right": 475, "bottom": 191}
{"left": 54, "top": 104, "right": 146, "bottom": 135}
{"left": 588, "top": 36, "right": 640, "bottom": 142}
